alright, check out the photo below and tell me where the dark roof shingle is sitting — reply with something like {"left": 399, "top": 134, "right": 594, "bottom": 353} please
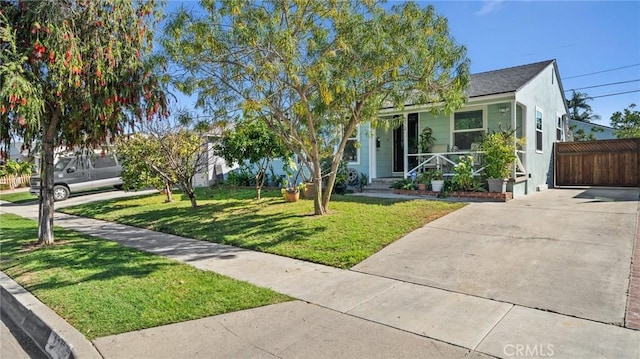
{"left": 467, "top": 59, "right": 555, "bottom": 98}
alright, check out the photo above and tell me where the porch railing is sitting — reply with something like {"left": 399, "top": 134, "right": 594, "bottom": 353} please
{"left": 406, "top": 150, "right": 527, "bottom": 179}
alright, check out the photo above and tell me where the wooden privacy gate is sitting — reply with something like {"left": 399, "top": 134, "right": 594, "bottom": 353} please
{"left": 554, "top": 139, "right": 640, "bottom": 187}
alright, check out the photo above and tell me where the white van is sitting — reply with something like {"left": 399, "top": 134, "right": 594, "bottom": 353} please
{"left": 30, "top": 153, "right": 123, "bottom": 201}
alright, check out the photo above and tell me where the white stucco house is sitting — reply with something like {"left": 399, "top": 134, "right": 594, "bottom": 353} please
{"left": 193, "top": 126, "right": 238, "bottom": 187}
{"left": 340, "top": 59, "right": 570, "bottom": 197}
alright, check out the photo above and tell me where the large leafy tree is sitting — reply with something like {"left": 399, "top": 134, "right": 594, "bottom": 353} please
{"left": 163, "top": 0, "right": 469, "bottom": 215}
{"left": 610, "top": 103, "right": 640, "bottom": 139}
{"left": 215, "top": 118, "right": 292, "bottom": 200}
{"left": 0, "top": 0, "right": 167, "bottom": 244}
{"left": 117, "top": 118, "right": 209, "bottom": 208}
{"left": 567, "top": 90, "right": 600, "bottom": 123}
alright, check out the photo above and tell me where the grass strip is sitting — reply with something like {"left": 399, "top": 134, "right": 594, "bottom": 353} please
{"left": 0, "top": 190, "right": 37, "bottom": 204}
{"left": 0, "top": 213, "right": 291, "bottom": 339}
{"left": 61, "top": 188, "right": 466, "bottom": 268}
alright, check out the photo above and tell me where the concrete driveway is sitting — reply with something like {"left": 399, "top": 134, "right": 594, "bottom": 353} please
{"left": 353, "top": 188, "right": 639, "bottom": 325}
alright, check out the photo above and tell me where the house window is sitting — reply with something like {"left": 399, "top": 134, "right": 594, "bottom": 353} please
{"left": 453, "top": 110, "right": 484, "bottom": 150}
{"left": 536, "top": 109, "right": 543, "bottom": 152}
{"left": 556, "top": 116, "right": 563, "bottom": 142}
{"left": 342, "top": 125, "right": 359, "bottom": 164}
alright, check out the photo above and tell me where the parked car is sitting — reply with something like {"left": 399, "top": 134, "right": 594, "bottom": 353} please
{"left": 30, "top": 153, "right": 123, "bottom": 201}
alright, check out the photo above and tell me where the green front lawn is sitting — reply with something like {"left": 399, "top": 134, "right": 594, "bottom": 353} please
{"left": 0, "top": 190, "right": 37, "bottom": 204}
{"left": 0, "top": 214, "right": 291, "bottom": 339}
{"left": 61, "top": 188, "right": 466, "bottom": 268}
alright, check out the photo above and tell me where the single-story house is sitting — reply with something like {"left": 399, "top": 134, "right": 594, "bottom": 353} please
{"left": 343, "top": 59, "right": 569, "bottom": 197}
{"left": 224, "top": 59, "right": 569, "bottom": 198}
{"left": 193, "top": 125, "right": 238, "bottom": 187}
{"left": 568, "top": 119, "right": 616, "bottom": 141}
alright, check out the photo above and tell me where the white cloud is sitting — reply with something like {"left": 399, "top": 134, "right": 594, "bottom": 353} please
{"left": 476, "top": 0, "right": 505, "bottom": 16}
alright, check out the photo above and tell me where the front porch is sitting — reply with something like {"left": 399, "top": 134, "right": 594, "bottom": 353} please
{"left": 368, "top": 100, "right": 527, "bottom": 182}
{"left": 405, "top": 149, "right": 527, "bottom": 179}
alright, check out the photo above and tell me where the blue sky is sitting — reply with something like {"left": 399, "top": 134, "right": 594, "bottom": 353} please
{"left": 164, "top": 1, "right": 640, "bottom": 126}
{"left": 423, "top": 0, "right": 640, "bottom": 126}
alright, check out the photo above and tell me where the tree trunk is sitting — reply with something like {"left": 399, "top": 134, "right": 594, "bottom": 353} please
{"left": 255, "top": 171, "right": 263, "bottom": 200}
{"left": 183, "top": 182, "right": 198, "bottom": 208}
{"left": 306, "top": 135, "right": 326, "bottom": 215}
{"left": 38, "top": 117, "right": 58, "bottom": 245}
{"left": 310, "top": 155, "right": 326, "bottom": 215}
{"left": 189, "top": 193, "right": 197, "bottom": 208}
{"left": 164, "top": 180, "right": 173, "bottom": 202}
{"left": 321, "top": 158, "right": 339, "bottom": 212}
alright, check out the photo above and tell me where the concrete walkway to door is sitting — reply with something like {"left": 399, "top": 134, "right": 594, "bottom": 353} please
{"left": 354, "top": 188, "right": 639, "bottom": 326}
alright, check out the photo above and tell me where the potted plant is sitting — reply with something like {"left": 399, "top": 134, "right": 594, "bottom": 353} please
{"left": 430, "top": 169, "right": 444, "bottom": 192}
{"left": 419, "top": 127, "right": 436, "bottom": 153}
{"left": 480, "top": 128, "right": 518, "bottom": 193}
{"left": 281, "top": 158, "right": 303, "bottom": 201}
{"left": 358, "top": 172, "right": 368, "bottom": 192}
{"left": 417, "top": 171, "right": 432, "bottom": 191}
{"left": 301, "top": 181, "right": 315, "bottom": 198}
{"left": 281, "top": 180, "right": 302, "bottom": 202}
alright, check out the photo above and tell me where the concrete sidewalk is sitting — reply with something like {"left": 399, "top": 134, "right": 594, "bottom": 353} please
{"left": 1, "top": 189, "right": 639, "bottom": 358}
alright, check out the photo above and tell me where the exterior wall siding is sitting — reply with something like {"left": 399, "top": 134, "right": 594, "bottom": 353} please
{"left": 345, "top": 123, "right": 370, "bottom": 176}
{"left": 515, "top": 63, "right": 568, "bottom": 191}
{"left": 487, "top": 103, "right": 514, "bottom": 131}
{"left": 419, "top": 112, "right": 451, "bottom": 151}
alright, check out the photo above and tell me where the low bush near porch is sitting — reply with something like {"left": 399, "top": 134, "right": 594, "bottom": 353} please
{"left": 60, "top": 188, "right": 465, "bottom": 268}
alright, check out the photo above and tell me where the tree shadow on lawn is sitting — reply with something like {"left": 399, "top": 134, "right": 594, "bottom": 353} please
{"left": 329, "top": 194, "right": 416, "bottom": 206}
{"left": 60, "top": 192, "right": 327, "bottom": 252}
{"left": 119, "top": 204, "right": 327, "bottom": 252}
{"left": 0, "top": 226, "right": 178, "bottom": 293}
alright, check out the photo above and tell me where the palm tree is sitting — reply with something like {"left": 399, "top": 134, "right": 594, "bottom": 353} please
{"left": 567, "top": 90, "right": 601, "bottom": 123}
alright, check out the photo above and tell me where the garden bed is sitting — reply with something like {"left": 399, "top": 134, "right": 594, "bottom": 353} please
{"left": 393, "top": 188, "right": 512, "bottom": 202}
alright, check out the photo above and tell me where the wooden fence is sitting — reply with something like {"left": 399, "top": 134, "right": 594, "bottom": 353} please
{"left": 554, "top": 139, "right": 639, "bottom": 187}
{"left": 0, "top": 174, "right": 32, "bottom": 189}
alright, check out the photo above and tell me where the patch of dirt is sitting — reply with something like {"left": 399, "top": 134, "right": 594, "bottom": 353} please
{"left": 19, "top": 240, "right": 72, "bottom": 252}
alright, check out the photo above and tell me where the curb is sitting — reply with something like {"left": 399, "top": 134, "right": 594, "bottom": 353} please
{"left": 0, "top": 271, "right": 102, "bottom": 359}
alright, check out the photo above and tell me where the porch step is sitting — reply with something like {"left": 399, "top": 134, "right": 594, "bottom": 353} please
{"left": 363, "top": 178, "right": 401, "bottom": 193}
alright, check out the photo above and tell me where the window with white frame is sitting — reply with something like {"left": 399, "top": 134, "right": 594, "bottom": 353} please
{"left": 342, "top": 125, "right": 359, "bottom": 163}
{"left": 453, "top": 110, "right": 484, "bottom": 150}
{"left": 556, "top": 115, "right": 563, "bottom": 141}
{"left": 536, "top": 108, "right": 543, "bottom": 152}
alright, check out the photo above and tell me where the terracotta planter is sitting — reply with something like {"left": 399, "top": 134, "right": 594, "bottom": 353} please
{"left": 302, "top": 182, "right": 315, "bottom": 199}
{"left": 283, "top": 190, "right": 300, "bottom": 202}
{"left": 417, "top": 183, "right": 427, "bottom": 191}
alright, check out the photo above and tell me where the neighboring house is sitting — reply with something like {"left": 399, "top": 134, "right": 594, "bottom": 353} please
{"left": 193, "top": 126, "right": 237, "bottom": 187}
{"left": 345, "top": 59, "right": 569, "bottom": 198}
{"left": 568, "top": 119, "right": 616, "bottom": 141}
{"left": 1, "top": 141, "right": 30, "bottom": 163}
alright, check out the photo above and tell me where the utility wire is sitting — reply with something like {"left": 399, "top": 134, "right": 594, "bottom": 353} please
{"left": 565, "top": 79, "right": 640, "bottom": 92}
{"left": 590, "top": 89, "right": 640, "bottom": 99}
{"left": 564, "top": 63, "right": 640, "bottom": 79}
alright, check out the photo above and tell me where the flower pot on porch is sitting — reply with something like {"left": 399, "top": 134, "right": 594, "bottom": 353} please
{"left": 487, "top": 178, "right": 507, "bottom": 193}
{"left": 431, "top": 180, "right": 444, "bottom": 192}
{"left": 417, "top": 183, "right": 427, "bottom": 191}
